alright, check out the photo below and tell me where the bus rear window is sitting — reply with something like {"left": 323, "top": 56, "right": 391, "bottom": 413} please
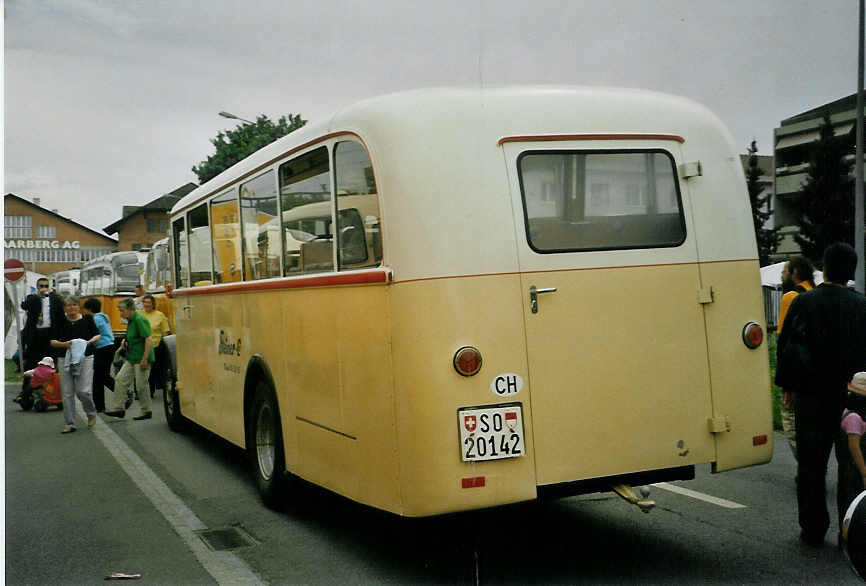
{"left": 517, "top": 151, "right": 686, "bottom": 252}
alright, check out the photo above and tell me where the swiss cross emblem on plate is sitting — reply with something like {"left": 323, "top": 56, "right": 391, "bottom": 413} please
{"left": 464, "top": 415, "right": 477, "bottom": 433}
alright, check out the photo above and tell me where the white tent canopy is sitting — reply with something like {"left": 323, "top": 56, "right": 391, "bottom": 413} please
{"left": 760, "top": 261, "right": 824, "bottom": 288}
{"left": 4, "top": 271, "right": 45, "bottom": 359}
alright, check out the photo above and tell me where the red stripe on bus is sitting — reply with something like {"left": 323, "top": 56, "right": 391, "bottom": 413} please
{"left": 173, "top": 270, "right": 389, "bottom": 296}
{"left": 497, "top": 134, "right": 685, "bottom": 146}
{"left": 461, "top": 476, "right": 486, "bottom": 489}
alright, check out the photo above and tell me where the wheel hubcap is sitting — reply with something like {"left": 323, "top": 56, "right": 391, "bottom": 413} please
{"left": 255, "top": 403, "right": 275, "bottom": 481}
{"left": 164, "top": 377, "right": 176, "bottom": 417}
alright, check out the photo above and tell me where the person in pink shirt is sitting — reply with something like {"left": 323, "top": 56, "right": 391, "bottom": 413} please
{"left": 837, "top": 372, "right": 866, "bottom": 541}
{"left": 14, "top": 356, "right": 55, "bottom": 405}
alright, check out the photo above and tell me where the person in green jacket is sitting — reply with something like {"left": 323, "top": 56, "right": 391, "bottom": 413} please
{"left": 105, "top": 297, "right": 154, "bottom": 420}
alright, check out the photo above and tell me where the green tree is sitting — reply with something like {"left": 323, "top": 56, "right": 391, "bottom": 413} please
{"left": 192, "top": 113, "right": 307, "bottom": 184}
{"left": 746, "top": 140, "right": 778, "bottom": 265}
{"left": 794, "top": 111, "right": 854, "bottom": 261}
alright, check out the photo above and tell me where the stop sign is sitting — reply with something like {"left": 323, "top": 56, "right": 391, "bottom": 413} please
{"left": 4, "top": 258, "right": 25, "bottom": 282}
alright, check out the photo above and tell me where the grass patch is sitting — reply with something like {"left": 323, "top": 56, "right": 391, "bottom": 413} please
{"left": 768, "top": 332, "right": 782, "bottom": 431}
{"left": 5, "top": 359, "right": 23, "bottom": 383}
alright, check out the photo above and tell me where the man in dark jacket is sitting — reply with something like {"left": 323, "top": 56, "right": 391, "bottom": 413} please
{"left": 20, "top": 277, "right": 65, "bottom": 371}
{"left": 776, "top": 242, "right": 866, "bottom": 547}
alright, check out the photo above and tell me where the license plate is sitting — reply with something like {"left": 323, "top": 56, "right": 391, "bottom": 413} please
{"left": 458, "top": 403, "right": 524, "bottom": 462}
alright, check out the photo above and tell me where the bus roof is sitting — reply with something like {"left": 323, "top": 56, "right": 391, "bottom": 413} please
{"left": 82, "top": 250, "right": 147, "bottom": 268}
{"left": 171, "top": 86, "right": 752, "bottom": 278}
{"left": 171, "top": 86, "right": 727, "bottom": 218}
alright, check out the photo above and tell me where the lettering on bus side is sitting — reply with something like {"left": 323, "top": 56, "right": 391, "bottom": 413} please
{"left": 218, "top": 330, "right": 242, "bottom": 357}
{"left": 490, "top": 373, "right": 523, "bottom": 396}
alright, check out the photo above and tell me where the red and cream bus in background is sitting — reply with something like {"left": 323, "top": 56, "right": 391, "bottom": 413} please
{"left": 164, "top": 87, "right": 772, "bottom": 517}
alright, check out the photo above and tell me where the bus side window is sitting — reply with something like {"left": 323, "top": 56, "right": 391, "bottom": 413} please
{"left": 188, "top": 203, "right": 213, "bottom": 286}
{"left": 240, "top": 171, "right": 280, "bottom": 281}
{"left": 333, "top": 140, "right": 382, "bottom": 270}
{"left": 172, "top": 217, "right": 188, "bottom": 288}
{"left": 279, "top": 146, "right": 332, "bottom": 275}
{"left": 211, "top": 189, "right": 243, "bottom": 283}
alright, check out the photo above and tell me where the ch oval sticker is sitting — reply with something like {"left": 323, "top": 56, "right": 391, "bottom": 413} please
{"left": 490, "top": 373, "right": 523, "bottom": 397}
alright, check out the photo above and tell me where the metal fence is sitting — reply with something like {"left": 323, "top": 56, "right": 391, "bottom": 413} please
{"left": 762, "top": 286, "right": 782, "bottom": 332}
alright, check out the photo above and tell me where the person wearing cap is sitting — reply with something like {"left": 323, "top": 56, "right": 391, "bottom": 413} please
{"left": 14, "top": 356, "right": 57, "bottom": 405}
{"left": 836, "top": 372, "right": 866, "bottom": 539}
{"left": 777, "top": 255, "right": 816, "bottom": 461}
{"left": 25, "top": 356, "right": 56, "bottom": 382}
{"left": 776, "top": 242, "right": 866, "bottom": 547}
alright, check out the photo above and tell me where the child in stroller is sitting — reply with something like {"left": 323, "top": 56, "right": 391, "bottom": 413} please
{"left": 14, "top": 356, "right": 63, "bottom": 411}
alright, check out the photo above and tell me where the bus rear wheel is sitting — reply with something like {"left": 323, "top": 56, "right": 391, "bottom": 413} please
{"left": 163, "top": 366, "right": 186, "bottom": 432}
{"left": 248, "top": 382, "right": 287, "bottom": 510}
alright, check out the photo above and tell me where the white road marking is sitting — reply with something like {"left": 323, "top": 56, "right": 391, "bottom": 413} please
{"left": 651, "top": 482, "right": 747, "bottom": 509}
{"left": 77, "top": 405, "right": 266, "bottom": 585}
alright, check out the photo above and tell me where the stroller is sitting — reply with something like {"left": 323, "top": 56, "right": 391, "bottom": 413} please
{"left": 16, "top": 371, "right": 63, "bottom": 412}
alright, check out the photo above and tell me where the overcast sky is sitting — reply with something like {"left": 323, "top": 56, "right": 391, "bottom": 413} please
{"left": 4, "top": 0, "right": 860, "bottom": 235}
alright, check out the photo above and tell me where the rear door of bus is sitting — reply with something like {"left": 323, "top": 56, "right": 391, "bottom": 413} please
{"left": 502, "top": 139, "right": 715, "bottom": 485}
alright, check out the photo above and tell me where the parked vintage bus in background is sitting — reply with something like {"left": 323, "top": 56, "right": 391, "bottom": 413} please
{"left": 50, "top": 269, "right": 80, "bottom": 296}
{"left": 164, "top": 87, "right": 772, "bottom": 517}
{"left": 143, "top": 237, "right": 177, "bottom": 331}
{"left": 80, "top": 251, "right": 146, "bottom": 335}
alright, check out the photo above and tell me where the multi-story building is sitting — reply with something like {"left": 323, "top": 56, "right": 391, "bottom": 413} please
{"left": 735, "top": 152, "right": 779, "bottom": 263}
{"left": 4, "top": 193, "right": 117, "bottom": 274}
{"left": 103, "top": 182, "right": 197, "bottom": 251}
{"left": 773, "top": 93, "right": 860, "bottom": 259}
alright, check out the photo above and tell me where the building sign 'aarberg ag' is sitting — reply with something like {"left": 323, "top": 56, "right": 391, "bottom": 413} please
{"left": 4, "top": 240, "right": 81, "bottom": 249}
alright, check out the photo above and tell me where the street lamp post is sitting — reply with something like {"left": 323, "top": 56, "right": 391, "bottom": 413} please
{"left": 856, "top": 0, "right": 865, "bottom": 293}
{"left": 218, "top": 111, "right": 254, "bottom": 125}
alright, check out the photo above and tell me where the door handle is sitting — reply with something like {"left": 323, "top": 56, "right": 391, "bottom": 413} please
{"left": 529, "top": 286, "right": 557, "bottom": 314}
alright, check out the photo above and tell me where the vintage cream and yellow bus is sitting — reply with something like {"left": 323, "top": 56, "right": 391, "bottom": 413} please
{"left": 50, "top": 269, "right": 80, "bottom": 296}
{"left": 165, "top": 87, "right": 772, "bottom": 516}
{"left": 80, "top": 251, "right": 146, "bottom": 335}
{"left": 143, "top": 237, "right": 177, "bottom": 330}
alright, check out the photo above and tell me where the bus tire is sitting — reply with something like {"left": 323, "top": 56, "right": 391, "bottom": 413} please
{"left": 247, "top": 381, "right": 287, "bottom": 510}
{"left": 163, "top": 367, "right": 186, "bottom": 432}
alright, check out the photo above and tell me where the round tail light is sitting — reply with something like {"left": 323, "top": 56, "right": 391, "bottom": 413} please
{"left": 742, "top": 322, "right": 763, "bottom": 349}
{"left": 453, "top": 346, "right": 483, "bottom": 376}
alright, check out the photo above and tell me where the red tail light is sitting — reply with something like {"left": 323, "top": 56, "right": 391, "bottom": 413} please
{"left": 453, "top": 346, "right": 483, "bottom": 376}
{"left": 742, "top": 322, "right": 763, "bottom": 349}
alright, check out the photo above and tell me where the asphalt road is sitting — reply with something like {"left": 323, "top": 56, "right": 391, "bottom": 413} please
{"left": 5, "top": 380, "right": 863, "bottom": 585}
